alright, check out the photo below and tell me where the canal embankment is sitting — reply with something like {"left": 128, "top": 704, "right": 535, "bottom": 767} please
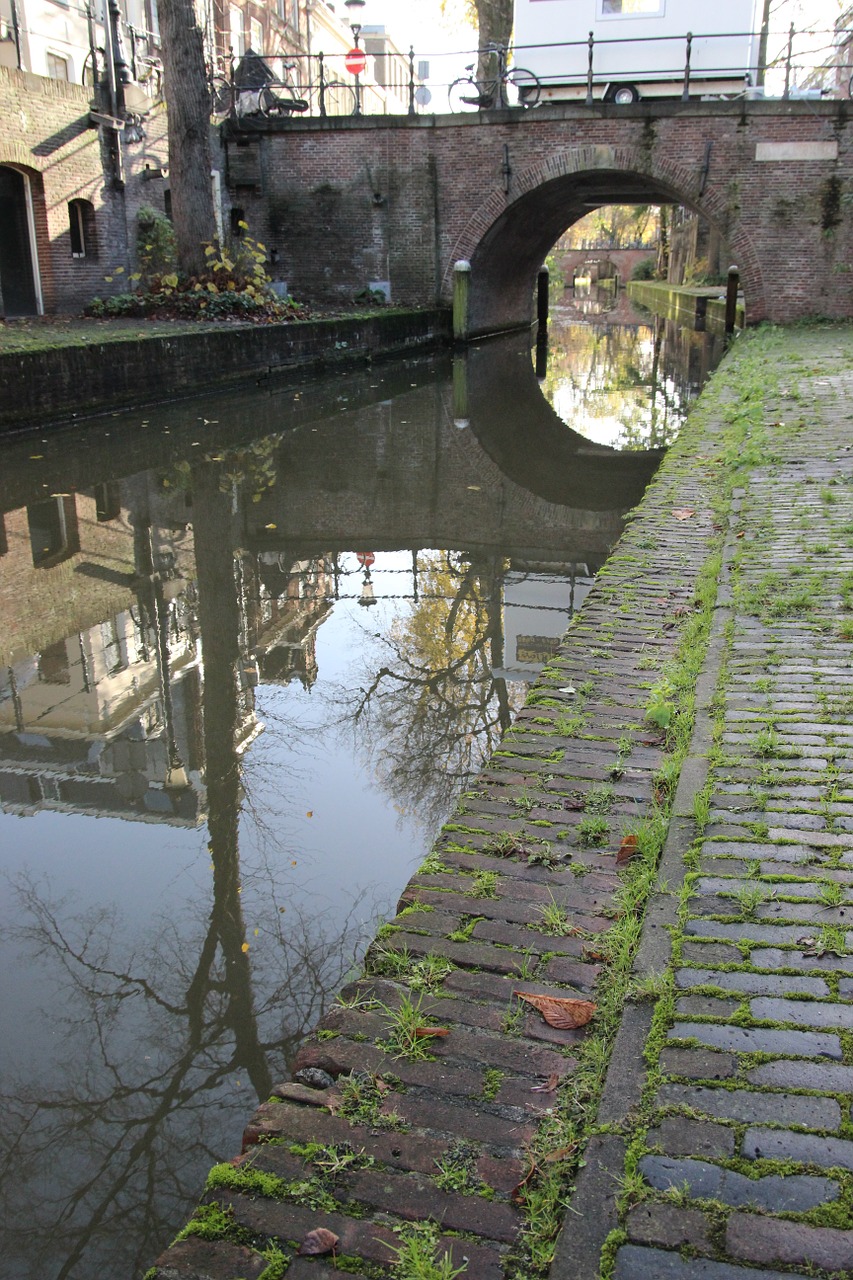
{"left": 0, "top": 309, "right": 451, "bottom": 433}
{"left": 627, "top": 279, "right": 746, "bottom": 335}
{"left": 150, "top": 321, "right": 853, "bottom": 1280}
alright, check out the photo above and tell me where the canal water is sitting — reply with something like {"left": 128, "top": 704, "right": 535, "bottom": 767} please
{"left": 0, "top": 298, "right": 722, "bottom": 1280}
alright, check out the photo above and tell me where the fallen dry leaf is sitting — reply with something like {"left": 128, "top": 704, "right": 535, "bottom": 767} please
{"left": 513, "top": 991, "right": 597, "bottom": 1028}
{"left": 299, "top": 1228, "right": 340, "bottom": 1256}
{"left": 672, "top": 508, "right": 695, "bottom": 520}
{"left": 616, "top": 834, "right": 640, "bottom": 865}
{"left": 544, "top": 1144, "right": 578, "bottom": 1162}
{"left": 415, "top": 1026, "right": 450, "bottom": 1039}
{"left": 531, "top": 1072, "right": 561, "bottom": 1093}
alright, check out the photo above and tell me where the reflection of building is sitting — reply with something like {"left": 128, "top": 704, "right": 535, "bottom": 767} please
{"left": 245, "top": 553, "right": 334, "bottom": 689}
{"left": 494, "top": 563, "right": 596, "bottom": 682}
{"left": 0, "top": 484, "right": 207, "bottom": 822}
{"left": 0, "top": 474, "right": 344, "bottom": 821}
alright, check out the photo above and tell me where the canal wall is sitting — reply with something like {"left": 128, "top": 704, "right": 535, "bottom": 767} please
{"left": 627, "top": 280, "right": 745, "bottom": 334}
{"left": 149, "top": 323, "right": 750, "bottom": 1280}
{"left": 0, "top": 309, "right": 451, "bottom": 434}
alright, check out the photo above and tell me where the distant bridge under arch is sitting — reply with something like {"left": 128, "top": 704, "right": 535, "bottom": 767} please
{"left": 225, "top": 99, "right": 851, "bottom": 336}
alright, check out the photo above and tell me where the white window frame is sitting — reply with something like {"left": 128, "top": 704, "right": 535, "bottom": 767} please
{"left": 598, "top": 0, "right": 666, "bottom": 19}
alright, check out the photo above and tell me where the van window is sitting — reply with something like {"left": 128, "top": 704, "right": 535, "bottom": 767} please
{"left": 600, "top": 0, "right": 665, "bottom": 16}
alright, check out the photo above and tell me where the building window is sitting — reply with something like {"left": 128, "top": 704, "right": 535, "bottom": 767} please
{"left": 38, "top": 640, "right": 71, "bottom": 685}
{"left": 27, "top": 497, "right": 80, "bottom": 568}
{"left": 229, "top": 6, "right": 245, "bottom": 56}
{"left": 68, "top": 199, "right": 97, "bottom": 259}
{"left": 249, "top": 16, "right": 263, "bottom": 51}
{"left": 94, "top": 481, "right": 121, "bottom": 522}
{"left": 46, "top": 52, "right": 70, "bottom": 80}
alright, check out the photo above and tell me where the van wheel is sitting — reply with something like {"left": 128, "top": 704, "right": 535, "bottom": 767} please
{"left": 612, "top": 84, "right": 640, "bottom": 104}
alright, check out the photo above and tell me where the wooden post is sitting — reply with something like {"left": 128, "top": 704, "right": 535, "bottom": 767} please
{"left": 725, "top": 264, "right": 739, "bottom": 336}
{"left": 537, "top": 266, "right": 549, "bottom": 327}
{"left": 453, "top": 259, "right": 471, "bottom": 342}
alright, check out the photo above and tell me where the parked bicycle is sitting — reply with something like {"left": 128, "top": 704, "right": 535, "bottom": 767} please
{"left": 211, "top": 57, "right": 356, "bottom": 121}
{"left": 448, "top": 43, "right": 541, "bottom": 111}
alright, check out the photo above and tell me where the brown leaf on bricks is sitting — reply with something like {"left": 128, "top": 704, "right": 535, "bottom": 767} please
{"left": 513, "top": 991, "right": 597, "bottom": 1028}
{"left": 616, "top": 834, "right": 640, "bottom": 864}
{"left": 299, "top": 1228, "right": 340, "bottom": 1256}
{"left": 414, "top": 1026, "right": 450, "bottom": 1039}
{"left": 531, "top": 1072, "right": 561, "bottom": 1093}
{"left": 672, "top": 508, "right": 695, "bottom": 520}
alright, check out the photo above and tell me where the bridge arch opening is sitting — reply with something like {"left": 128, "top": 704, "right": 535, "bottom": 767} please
{"left": 452, "top": 158, "right": 755, "bottom": 337}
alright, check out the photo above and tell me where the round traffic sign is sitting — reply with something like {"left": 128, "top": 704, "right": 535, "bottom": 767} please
{"left": 356, "top": 551, "right": 375, "bottom": 568}
{"left": 345, "top": 47, "right": 367, "bottom": 75}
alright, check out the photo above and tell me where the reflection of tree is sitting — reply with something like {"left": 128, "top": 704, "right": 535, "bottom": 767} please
{"left": 540, "top": 316, "right": 688, "bottom": 450}
{"left": 331, "top": 552, "right": 525, "bottom": 834}
{"left": 0, "top": 459, "right": 368, "bottom": 1280}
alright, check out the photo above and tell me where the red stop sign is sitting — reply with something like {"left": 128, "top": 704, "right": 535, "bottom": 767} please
{"left": 345, "top": 47, "right": 367, "bottom": 75}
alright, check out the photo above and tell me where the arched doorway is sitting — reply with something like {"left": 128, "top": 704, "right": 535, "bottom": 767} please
{"left": 0, "top": 166, "right": 42, "bottom": 316}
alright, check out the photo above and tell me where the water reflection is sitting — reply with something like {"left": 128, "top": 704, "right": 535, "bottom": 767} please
{"left": 0, "top": 314, "right": 719, "bottom": 1279}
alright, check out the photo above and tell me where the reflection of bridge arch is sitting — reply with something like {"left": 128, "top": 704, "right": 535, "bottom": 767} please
{"left": 458, "top": 332, "right": 663, "bottom": 509}
{"left": 444, "top": 145, "right": 762, "bottom": 338}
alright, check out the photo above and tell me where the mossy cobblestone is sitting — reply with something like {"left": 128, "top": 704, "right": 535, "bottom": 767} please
{"left": 152, "top": 325, "right": 853, "bottom": 1280}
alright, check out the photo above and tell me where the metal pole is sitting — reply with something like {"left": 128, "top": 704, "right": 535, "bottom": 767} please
{"left": 681, "top": 32, "right": 692, "bottom": 102}
{"left": 351, "top": 21, "right": 362, "bottom": 115}
{"left": 537, "top": 266, "right": 549, "bottom": 326}
{"left": 318, "top": 51, "right": 326, "bottom": 117}
{"left": 408, "top": 44, "right": 415, "bottom": 116}
{"left": 725, "top": 264, "right": 739, "bottom": 336}
{"left": 586, "top": 31, "right": 594, "bottom": 106}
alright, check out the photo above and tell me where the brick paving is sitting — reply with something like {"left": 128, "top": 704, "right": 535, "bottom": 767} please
{"left": 151, "top": 325, "right": 853, "bottom": 1280}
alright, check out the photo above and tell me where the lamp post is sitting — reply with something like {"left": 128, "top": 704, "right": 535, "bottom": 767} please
{"left": 345, "top": 0, "right": 366, "bottom": 115}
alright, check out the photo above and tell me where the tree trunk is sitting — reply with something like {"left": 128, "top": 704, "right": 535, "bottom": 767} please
{"left": 157, "top": 0, "right": 217, "bottom": 276}
{"left": 475, "top": 0, "right": 514, "bottom": 87}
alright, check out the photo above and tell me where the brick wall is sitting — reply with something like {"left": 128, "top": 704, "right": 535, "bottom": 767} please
{"left": 229, "top": 100, "right": 853, "bottom": 331}
{"left": 0, "top": 66, "right": 170, "bottom": 315}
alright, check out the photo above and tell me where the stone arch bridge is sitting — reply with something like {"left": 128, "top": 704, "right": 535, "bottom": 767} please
{"left": 225, "top": 99, "right": 851, "bottom": 336}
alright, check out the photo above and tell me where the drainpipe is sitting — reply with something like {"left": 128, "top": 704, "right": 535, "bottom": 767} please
{"left": 9, "top": 0, "right": 22, "bottom": 69}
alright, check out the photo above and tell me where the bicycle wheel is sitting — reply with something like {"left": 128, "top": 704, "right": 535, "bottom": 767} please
{"left": 322, "top": 80, "right": 357, "bottom": 116}
{"left": 501, "top": 67, "right": 541, "bottom": 108}
{"left": 448, "top": 76, "right": 486, "bottom": 112}
{"left": 211, "top": 76, "right": 232, "bottom": 119}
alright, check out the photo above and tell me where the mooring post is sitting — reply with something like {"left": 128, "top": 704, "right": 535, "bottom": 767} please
{"left": 452, "top": 352, "right": 469, "bottom": 428}
{"left": 537, "top": 265, "right": 549, "bottom": 327}
{"left": 453, "top": 259, "right": 471, "bottom": 342}
{"left": 725, "top": 264, "right": 739, "bottom": 336}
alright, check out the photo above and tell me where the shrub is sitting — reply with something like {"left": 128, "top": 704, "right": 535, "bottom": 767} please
{"left": 86, "top": 219, "right": 309, "bottom": 323}
{"left": 631, "top": 256, "right": 657, "bottom": 281}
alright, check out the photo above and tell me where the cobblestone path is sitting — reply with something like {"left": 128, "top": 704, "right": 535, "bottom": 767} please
{"left": 152, "top": 325, "right": 853, "bottom": 1280}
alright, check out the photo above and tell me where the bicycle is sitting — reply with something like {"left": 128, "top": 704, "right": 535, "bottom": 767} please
{"left": 448, "top": 43, "right": 541, "bottom": 112}
{"left": 211, "top": 61, "right": 356, "bottom": 121}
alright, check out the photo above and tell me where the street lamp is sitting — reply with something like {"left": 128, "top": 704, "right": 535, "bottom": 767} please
{"left": 344, "top": 0, "right": 366, "bottom": 115}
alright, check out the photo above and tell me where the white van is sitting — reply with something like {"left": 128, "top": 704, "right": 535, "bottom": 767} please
{"left": 513, "top": 0, "right": 762, "bottom": 102}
